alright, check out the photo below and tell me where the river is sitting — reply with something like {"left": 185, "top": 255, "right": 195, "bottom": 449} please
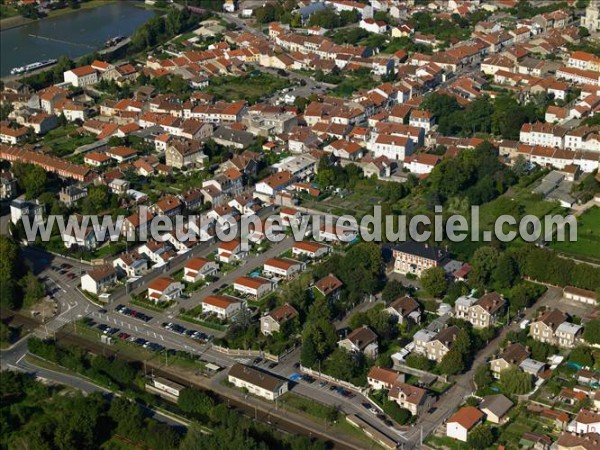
{"left": 0, "top": 2, "right": 156, "bottom": 77}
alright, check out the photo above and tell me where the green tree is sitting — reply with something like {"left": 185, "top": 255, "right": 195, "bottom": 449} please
{"left": 493, "top": 254, "right": 518, "bottom": 289}
{"left": 440, "top": 348, "right": 464, "bottom": 375}
{"left": 583, "top": 319, "right": 600, "bottom": 345}
{"left": 420, "top": 266, "right": 447, "bottom": 297}
{"left": 178, "top": 388, "right": 215, "bottom": 417}
{"left": 500, "top": 365, "right": 532, "bottom": 395}
{"left": 468, "top": 425, "right": 495, "bottom": 450}
{"left": 569, "top": 346, "right": 594, "bottom": 367}
{"left": 474, "top": 365, "right": 493, "bottom": 390}
{"left": 381, "top": 280, "right": 407, "bottom": 303}
{"left": 21, "top": 165, "right": 47, "bottom": 200}
{"left": 0, "top": 236, "right": 19, "bottom": 309}
{"left": 19, "top": 272, "right": 45, "bottom": 308}
{"left": 471, "top": 246, "right": 500, "bottom": 286}
{"left": 406, "top": 354, "right": 433, "bottom": 371}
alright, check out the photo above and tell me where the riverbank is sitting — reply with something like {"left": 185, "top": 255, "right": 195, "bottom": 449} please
{"left": 0, "top": 0, "right": 120, "bottom": 31}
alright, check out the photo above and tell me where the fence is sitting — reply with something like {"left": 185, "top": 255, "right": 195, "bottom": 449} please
{"left": 299, "top": 365, "right": 367, "bottom": 394}
{"left": 211, "top": 345, "right": 279, "bottom": 363}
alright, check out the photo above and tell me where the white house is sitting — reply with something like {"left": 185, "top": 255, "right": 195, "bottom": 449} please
{"left": 574, "top": 409, "right": 600, "bottom": 434}
{"left": 233, "top": 276, "right": 273, "bottom": 299}
{"left": 360, "top": 18, "right": 387, "bottom": 34}
{"left": 201, "top": 295, "right": 243, "bottom": 319}
{"left": 337, "top": 325, "right": 379, "bottom": 358}
{"left": 112, "top": 253, "right": 148, "bottom": 277}
{"left": 367, "top": 366, "right": 404, "bottom": 391}
{"left": 80, "top": 265, "right": 117, "bottom": 296}
{"left": 291, "top": 241, "right": 331, "bottom": 259}
{"left": 446, "top": 407, "right": 485, "bottom": 442}
{"left": 217, "top": 240, "right": 248, "bottom": 263}
{"left": 147, "top": 277, "right": 183, "bottom": 302}
{"left": 183, "top": 257, "right": 218, "bottom": 283}
{"left": 263, "top": 257, "right": 305, "bottom": 279}
{"left": 228, "top": 363, "right": 288, "bottom": 401}
{"left": 260, "top": 303, "right": 299, "bottom": 336}
{"left": 409, "top": 110, "right": 434, "bottom": 132}
{"left": 63, "top": 65, "right": 98, "bottom": 87}
{"left": 372, "top": 134, "right": 414, "bottom": 161}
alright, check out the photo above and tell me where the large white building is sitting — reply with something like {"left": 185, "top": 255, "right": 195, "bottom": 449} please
{"left": 582, "top": 1, "right": 600, "bottom": 32}
{"left": 63, "top": 65, "right": 99, "bottom": 87}
{"left": 228, "top": 363, "right": 288, "bottom": 400}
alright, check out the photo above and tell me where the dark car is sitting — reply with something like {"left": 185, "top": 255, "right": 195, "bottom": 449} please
{"left": 98, "top": 308, "right": 107, "bottom": 314}
{"left": 329, "top": 385, "right": 337, "bottom": 391}
{"left": 293, "top": 362, "right": 300, "bottom": 369}
{"left": 268, "top": 362, "right": 278, "bottom": 369}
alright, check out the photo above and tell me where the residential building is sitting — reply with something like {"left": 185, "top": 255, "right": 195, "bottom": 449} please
{"left": 337, "top": 325, "right": 379, "bottom": 358}
{"left": 458, "top": 292, "right": 507, "bottom": 329}
{"left": 183, "top": 257, "right": 218, "bottom": 283}
{"left": 490, "top": 343, "right": 530, "bottom": 379}
{"left": 63, "top": 65, "right": 98, "bottom": 87}
{"left": 575, "top": 410, "right": 600, "bottom": 434}
{"left": 446, "top": 406, "right": 485, "bottom": 442}
{"left": 384, "top": 296, "right": 421, "bottom": 325}
{"left": 201, "top": 295, "right": 243, "bottom": 319}
{"left": 480, "top": 394, "right": 513, "bottom": 424}
{"left": 292, "top": 241, "right": 331, "bottom": 259}
{"left": 112, "top": 253, "right": 148, "bottom": 278}
{"left": 367, "top": 366, "right": 404, "bottom": 391}
{"left": 147, "top": 277, "right": 183, "bottom": 302}
{"left": 392, "top": 241, "right": 448, "bottom": 277}
{"left": 530, "top": 308, "right": 581, "bottom": 348}
{"left": 233, "top": 276, "right": 273, "bottom": 299}
{"left": 10, "top": 198, "right": 44, "bottom": 226}
{"left": 263, "top": 257, "right": 305, "bottom": 279}
{"left": 423, "top": 325, "right": 459, "bottom": 362}
{"left": 228, "top": 363, "right": 288, "bottom": 401}
{"left": 314, "top": 273, "right": 343, "bottom": 300}
{"left": 389, "top": 381, "right": 432, "bottom": 416}
{"left": 260, "top": 303, "right": 299, "bottom": 336}
{"left": 80, "top": 265, "right": 117, "bottom": 296}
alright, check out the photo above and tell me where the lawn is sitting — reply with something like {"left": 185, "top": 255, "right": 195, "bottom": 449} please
{"left": 425, "top": 436, "right": 470, "bottom": 450}
{"left": 551, "top": 206, "right": 600, "bottom": 262}
{"left": 130, "top": 297, "right": 174, "bottom": 312}
{"left": 43, "top": 125, "right": 97, "bottom": 157}
{"left": 205, "top": 73, "right": 288, "bottom": 104}
{"left": 448, "top": 186, "right": 564, "bottom": 260}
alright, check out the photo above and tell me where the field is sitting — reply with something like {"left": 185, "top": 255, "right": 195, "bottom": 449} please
{"left": 204, "top": 73, "right": 288, "bottom": 104}
{"left": 551, "top": 206, "right": 600, "bottom": 262}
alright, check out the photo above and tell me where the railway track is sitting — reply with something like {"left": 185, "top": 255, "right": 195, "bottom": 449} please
{"left": 53, "top": 331, "right": 363, "bottom": 450}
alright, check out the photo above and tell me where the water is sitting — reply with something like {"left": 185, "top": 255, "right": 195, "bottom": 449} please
{"left": 0, "top": 2, "right": 156, "bottom": 76}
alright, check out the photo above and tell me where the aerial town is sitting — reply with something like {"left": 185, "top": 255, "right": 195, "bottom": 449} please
{"left": 1, "top": 0, "right": 600, "bottom": 449}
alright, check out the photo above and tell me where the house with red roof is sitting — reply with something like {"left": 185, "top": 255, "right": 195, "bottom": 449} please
{"left": 63, "top": 65, "right": 98, "bottom": 87}
{"left": 233, "top": 276, "right": 273, "bottom": 299}
{"left": 446, "top": 406, "right": 485, "bottom": 442}
{"left": 292, "top": 241, "right": 331, "bottom": 259}
{"left": 183, "top": 257, "right": 218, "bottom": 283}
{"left": 217, "top": 239, "right": 248, "bottom": 263}
{"left": 263, "top": 257, "right": 306, "bottom": 279}
{"left": 147, "top": 277, "right": 183, "bottom": 302}
{"left": 260, "top": 303, "right": 299, "bottom": 336}
{"left": 201, "top": 295, "right": 243, "bottom": 319}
